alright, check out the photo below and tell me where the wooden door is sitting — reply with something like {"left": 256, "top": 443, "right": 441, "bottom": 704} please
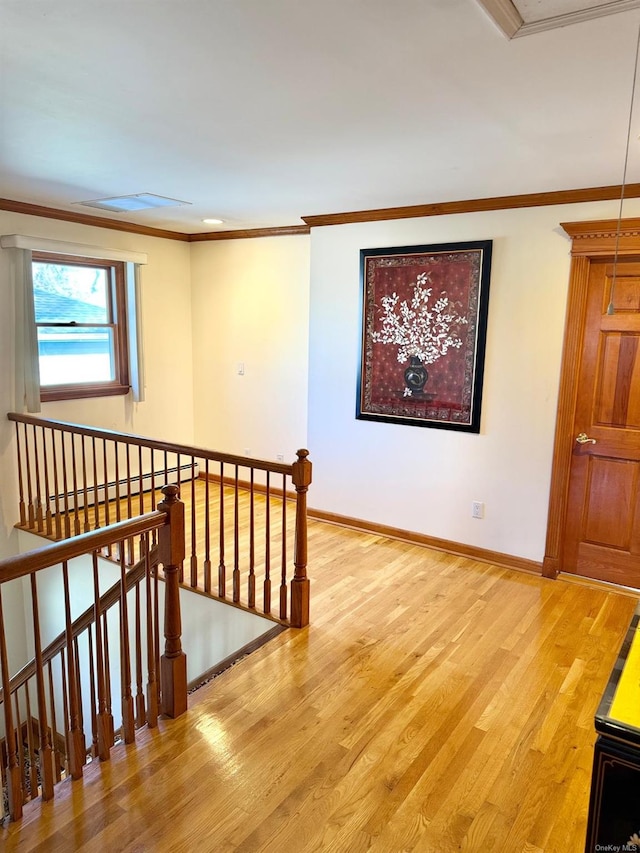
{"left": 544, "top": 218, "right": 640, "bottom": 587}
{"left": 562, "top": 258, "right": 640, "bottom": 585}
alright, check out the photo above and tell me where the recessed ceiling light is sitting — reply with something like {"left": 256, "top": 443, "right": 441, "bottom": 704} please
{"left": 75, "top": 193, "right": 191, "bottom": 212}
{"left": 202, "top": 218, "right": 224, "bottom": 225}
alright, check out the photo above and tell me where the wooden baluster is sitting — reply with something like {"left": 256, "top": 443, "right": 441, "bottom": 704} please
{"left": 47, "top": 661, "right": 62, "bottom": 782}
{"left": 24, "top": 422, "right": 35, "bottom": 529}
{"left": 81, "top": 435, "right": 90, "bottom": 533}
{"left": 24, "top": 684, "right": 38, "bottom": 800}
{"left": 62, "top": 561, "right": 84, "bottom": 779}
{"left": 126, "top": 445, "right": 134, "bottom": 564}
{"left": 119, "top": 545, "right": 135, "bottom": 743}
{"left": 92, "top": 552, "right": 111, "bottom": 761}
{"left": 138, "top": 446, "right": 144, "bottom": 516}
{"left": 92, "top": 437, "right": 100, "bottom": 530}
{"left": 102, "top": 613, "right": 114, "bottom": 748}
{"left": 176, "top": 453, "right": 184, "bottom": 583}
{"left": 134, "top": 581, "right": 146, "bottom": 727}
{"left": 103, "top": 440, "right": 112, "bottom": 556}
{"left": 150, "top": 451, "right": 158, "bottom": 548}
{"left": 0, "top": 762, "right": 6, "bottom": 822}
{"left": 52, "top": 430, "right": 62, "bottom": 539}
{"left": 153, "top": 563, "right": 161, "bottom": 707}
{"left": 248, "top": 469, "right": 256, "bottom": 608}
{"left": 30, "top": 572, "right": 54, "bottom": 800}
{"left": 145, "top": 539, "right": 158, "bottom": 728}
{"left": 291, "top": 449, "right": 312, "bottom": 628}
{"left": 190, "top": 456, "right": 197, "bottom": 587}
{"left": 233, "top": 465, "right": 240, "bottom": 603}
{"left": 158, "top": 485, "right": 187, "bottom": 718}
{"left": 88, "top": 626, "right": 98, "bottom": 758}
{"left": 114, "top": 442, "right": 122, "bottom": 562}
{"left": 14, "top": 693, "right": 26, "bottom": 803}
{"left": 73, "top": 636, "right": 86, "bottom": 767}
{"left": 14, "top": 421, "right": 27, "bottom": 527}
{"left": 60, "top": 648, "right": 70, "bottom": 775}
{"left": 42, "top": 426, "right": 53, "bottom": 536}
{"left": 61, "top": 432, "right": 71, "bottom": 538}
{"left": 204, "top": 459, "right": 212, "bottom": 593}
{"left": 219, "top": 462, "right": 226, "bottom": 597}
{"left": 32, "top": 425, "right": 44, "bottom": 532}
{"left": 264, "top": 472, "right": 271, "bottom": 614}
{"left": 280, "top": 473, "right": 288, "bottom": 620}
{"left": 163, "top": 451, "right": 169, "bottom": 498}
{"left": 70, "top": 433, "right": 81, "bottom": 535}
{"left": 0, "top": 586, "right": 23, "bottom": 820}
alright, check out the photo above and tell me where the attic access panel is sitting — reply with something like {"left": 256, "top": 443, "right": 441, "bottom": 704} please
{"left": 476, "top": 0, "right": 640, "bottom": 38}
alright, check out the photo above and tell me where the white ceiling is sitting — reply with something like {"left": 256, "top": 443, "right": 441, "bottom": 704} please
{"left": 2, "top": 0, "right": 640, "bottom": 233}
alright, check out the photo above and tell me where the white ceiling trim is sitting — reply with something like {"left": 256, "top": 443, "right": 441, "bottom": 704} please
{"left": 476, "top": 0, "right": 640, "bottom": 38}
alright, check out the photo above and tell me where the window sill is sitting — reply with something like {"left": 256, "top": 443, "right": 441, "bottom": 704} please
{"left": 41, "top": 383, "right": 131, "bottom": 403}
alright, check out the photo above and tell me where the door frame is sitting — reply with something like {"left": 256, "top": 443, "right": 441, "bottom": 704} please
{"left": 543, "top": 216, "right": 640, "bottom": 578}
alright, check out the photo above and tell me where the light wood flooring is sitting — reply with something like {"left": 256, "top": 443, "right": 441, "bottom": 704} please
{"left": 2, "top": 519, "right": 637, "bottom": 852}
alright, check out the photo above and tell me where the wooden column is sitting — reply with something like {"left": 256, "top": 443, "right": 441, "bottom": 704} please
{"left": 290, "top": 449, "right": 312, "bottom": 628}
{"left": 158, "top": 485, "right": 187, "bottom": 718}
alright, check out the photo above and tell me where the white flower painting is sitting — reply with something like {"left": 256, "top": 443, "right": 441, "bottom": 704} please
{"left": 371, "top": 272, "right": 468, "bottom": 365}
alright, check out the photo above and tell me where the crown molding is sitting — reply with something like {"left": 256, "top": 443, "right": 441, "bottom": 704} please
{"left": 302, "top": 184, "right": 640, "bottom": 227}
{"left": 0, "top": 197, "right": 310, "bottom": 242}
{"left": 188, "top": 225, "right": 310, "bottom": 241}
{"left": 0, "top": 197, "right": 190, "bottom": 241}
{"left": 4, "top": 186, "right": 640, "bottom": 242}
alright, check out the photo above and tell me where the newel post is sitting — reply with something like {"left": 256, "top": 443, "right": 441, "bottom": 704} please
{"left": 158, "top": 485, "right": 187, "bottom": 718}
{"left": 291, "top": 449, "right": 312, "bottom": 628}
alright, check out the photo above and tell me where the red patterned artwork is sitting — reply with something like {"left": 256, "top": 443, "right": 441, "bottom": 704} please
{"left": 357, "top": 241, "right": 492, "bottom": 432}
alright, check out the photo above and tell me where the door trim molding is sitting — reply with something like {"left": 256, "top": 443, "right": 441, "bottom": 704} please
{"left": 543, "top": 218, "right": 640, "bottom": 578}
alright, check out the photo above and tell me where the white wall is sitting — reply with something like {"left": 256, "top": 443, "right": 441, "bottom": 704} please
{"left": 307, "top": 199, "right": 640, "bottom": 563}
{"left": 0, "top": 212, "right": 195, "bottom": 558}
{"left": 190, "top": 236, "right": 310, "bottom": 463}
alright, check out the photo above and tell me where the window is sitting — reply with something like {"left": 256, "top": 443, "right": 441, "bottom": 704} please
{"left": 32, "top": 252, "right": 130, "bottom": 401}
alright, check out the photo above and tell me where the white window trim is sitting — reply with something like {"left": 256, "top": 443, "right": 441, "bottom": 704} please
{"left": 0, "top": 234, "right": 148, "bottom": 265}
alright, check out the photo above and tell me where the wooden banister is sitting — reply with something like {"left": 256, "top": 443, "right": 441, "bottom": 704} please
{"left": 0, "top": 551, "right": 152, "bottom": 703}
{"left": 0, "top": 485, "right": 188, "bottom": 820}
{"left": 0, "top": 512, "right": 166, "bottom": 584}
{"left": 7, "top": 412, "right": 311, "bottom": 629}
{"left": 7, "top": 413, "right": 294, "bottom": 476}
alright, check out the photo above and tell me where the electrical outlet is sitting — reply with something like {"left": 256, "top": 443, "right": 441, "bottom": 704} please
{"left": 471, "top": 500, "right": 484, "bottom": 519}
{"left": 276, "top": 453, "right": 284, "bottom": 462}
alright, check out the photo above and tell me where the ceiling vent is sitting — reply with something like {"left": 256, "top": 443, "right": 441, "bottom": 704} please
{"left": 75, "top": 193, "right": 191, "bottom": 213}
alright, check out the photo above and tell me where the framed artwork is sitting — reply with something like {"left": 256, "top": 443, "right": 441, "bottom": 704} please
{"left": 357, "top": 240, "right": 492, "bottom": 432}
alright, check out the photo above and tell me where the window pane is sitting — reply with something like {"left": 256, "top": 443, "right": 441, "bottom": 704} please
{"left": 33, "top": 262, "right": 109, "bottom": 324}
{"left": 38, "top": 326, "right": 115, "bottom": 386}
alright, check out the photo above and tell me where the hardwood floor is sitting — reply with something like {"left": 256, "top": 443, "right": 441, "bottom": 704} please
{"left": 2, "top": 519, "right": 637, "bottom": 852}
